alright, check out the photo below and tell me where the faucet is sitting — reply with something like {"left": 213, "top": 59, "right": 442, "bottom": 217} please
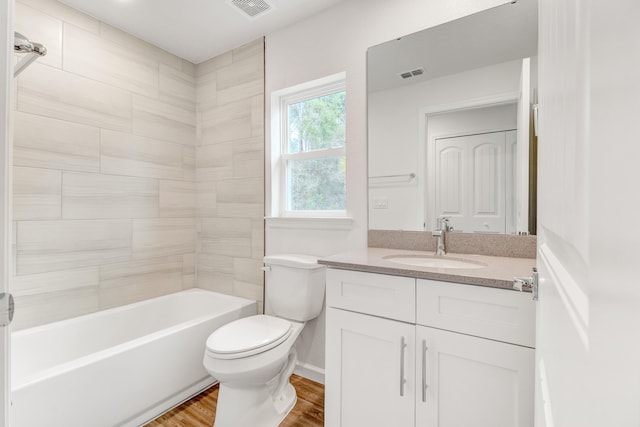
{"left": 432, "top": 216, "right": 452, "bottom": 256}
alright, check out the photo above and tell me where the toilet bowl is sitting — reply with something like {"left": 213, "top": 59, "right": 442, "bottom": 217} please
{"left": 202, "top": 254, "right": 325, "bottom": 427}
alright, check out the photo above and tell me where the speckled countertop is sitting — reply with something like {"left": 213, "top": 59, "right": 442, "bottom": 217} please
{"left": 319, "top": 247, "right": 536, "bottom": 291}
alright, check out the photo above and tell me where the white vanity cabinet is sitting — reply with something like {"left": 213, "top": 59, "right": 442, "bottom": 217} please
{"left": 325, "top": 268, "right": 536, "bottom": 427}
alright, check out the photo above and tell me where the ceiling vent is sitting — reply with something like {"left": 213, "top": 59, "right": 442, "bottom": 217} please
{"left": 228, "top": 0, "right": 273, "bottom": 19}
{"left": 399, "top": 67, "right": 425, "bottom": 79}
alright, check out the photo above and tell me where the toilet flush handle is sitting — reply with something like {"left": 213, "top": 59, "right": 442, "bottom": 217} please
{"left": 261, "top": 266, "right": 271, "bottom": 272}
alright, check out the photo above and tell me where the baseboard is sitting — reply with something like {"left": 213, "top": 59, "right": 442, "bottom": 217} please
{"left": 294, "top": 362, "right": 325, "bottom": 384}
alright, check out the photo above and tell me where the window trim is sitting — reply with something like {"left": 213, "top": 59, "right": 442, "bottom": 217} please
{"left": 271, "top": 72, "right": 347, "bottom": 219}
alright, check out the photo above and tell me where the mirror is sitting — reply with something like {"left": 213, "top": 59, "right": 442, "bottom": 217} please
{"left": 367, "top": 1, "right": 538, "bottom": 235}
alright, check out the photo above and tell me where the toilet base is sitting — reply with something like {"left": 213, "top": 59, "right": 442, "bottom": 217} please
{"left": 213, "top": 382, "right": 297, "bottom": 427}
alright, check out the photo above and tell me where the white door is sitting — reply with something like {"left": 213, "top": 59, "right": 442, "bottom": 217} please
{"left": 0, "top": 1, "right": 12, "bottom": 426}
{"left": 325, "top": 308, "right": 415, "bottom": 427}
{"left": 535, "top": 1, "right": 640, "bottom": 426}
{"left": 434, "top": 131, "right": 508, "bottom": 233}
{"left": 416, "top": 326, "right": 534, "bottom": 427}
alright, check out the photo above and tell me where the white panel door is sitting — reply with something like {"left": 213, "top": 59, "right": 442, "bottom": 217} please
{"left": 325, "top": 308, "right": 415, "bottom": 427}
{"left": 416, "top": 326, "right": 534, "bottom": 427}
{"left": 536, "top": 0, "right": 640, "bottom": 426}
{"left": 435, "top": 132, "right": 506, "bottom": 233}
{"left": 0, "top": 2, "right": 12, "bottom": 426}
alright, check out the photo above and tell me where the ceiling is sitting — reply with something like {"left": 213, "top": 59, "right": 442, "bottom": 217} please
{"left": 58, "top": 0, "right": 345, "bottom": 64}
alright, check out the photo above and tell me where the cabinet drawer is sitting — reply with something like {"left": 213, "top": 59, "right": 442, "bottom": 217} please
{"left": 417, "top": 279, "right": 535, "bottom": 347}
{"left": 327, "top": 269, "right": 416, "bottom": 323}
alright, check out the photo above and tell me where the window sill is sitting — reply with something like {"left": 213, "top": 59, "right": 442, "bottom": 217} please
{"left": 265, "top": 216, "right": 354, "bottom": 230}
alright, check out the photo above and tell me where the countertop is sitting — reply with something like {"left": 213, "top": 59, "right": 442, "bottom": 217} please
{"left": 319, "top": 247, "right": 536, "bottom": 291}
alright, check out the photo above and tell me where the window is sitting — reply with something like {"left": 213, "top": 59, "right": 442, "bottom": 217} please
{"left": 272, "top": 73, "right": 346, "bottom": 217}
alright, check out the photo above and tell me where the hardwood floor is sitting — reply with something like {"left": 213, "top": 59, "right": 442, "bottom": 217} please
{"left": 144, "top": 375, "right": 324, "bottom": 426}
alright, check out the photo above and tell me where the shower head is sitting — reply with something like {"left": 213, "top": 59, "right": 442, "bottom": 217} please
{"left": 13, "top": 31, "right": 47, "bottom": 77}
{"left": 14, "top": 32, "right": 33, "bottom": 53}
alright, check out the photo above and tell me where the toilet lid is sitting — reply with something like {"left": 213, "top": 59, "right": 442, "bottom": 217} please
{"left": 206, "top": 315, "right": 292, "bottom": 358}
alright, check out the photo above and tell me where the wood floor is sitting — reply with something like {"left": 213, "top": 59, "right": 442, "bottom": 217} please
{"left": 144, "top": 375, "right": 324, "bottom": 427}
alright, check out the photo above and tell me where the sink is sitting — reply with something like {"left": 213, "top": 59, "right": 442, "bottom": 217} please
{"left": 382, "top": 254, "right": 487, "bottom": 269}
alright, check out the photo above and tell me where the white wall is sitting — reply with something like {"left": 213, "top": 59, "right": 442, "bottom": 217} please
{"left": 265, "top": 0, "right": 509, "bottom": 379}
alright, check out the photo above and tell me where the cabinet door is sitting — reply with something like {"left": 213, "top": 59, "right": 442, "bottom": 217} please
{"left": 416, "top": 326, "right": 534, "bottom": 427}
{"left": 326, "top": 308, "right": 415, "bottom": 427}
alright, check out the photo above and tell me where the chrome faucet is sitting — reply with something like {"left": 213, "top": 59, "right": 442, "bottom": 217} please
{"left": 432, "top": 216, "right": 452, "bottom": 256}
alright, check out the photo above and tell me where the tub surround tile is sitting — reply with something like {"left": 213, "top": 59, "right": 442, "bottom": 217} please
{"left": 196, "top": 143, "right": 233, "bottom": 181}
{"left": 100, "top": 130, "right": 185, "bottom": 180}
{"left": 196, "top": 73, "right": 218, "bottom": 112}
{"left": 11, "top": 22, "right": 264, "bottom": 327}
{"left": 181, "top": 60, "right": 196, "bottom": 77}
{"left": 200, "top": 237, "right": 252, "bottom": 258}
{"left": 196, "top": 51, "right": 233, "bottom": 78}
{"left": 196, "top": 181, "right": 217, "bottom": 217}
{"left": 13, "top": 112, "right": 101, "bottom": 172}
{"left": 13, "top": 166, "right": 62, "bottom": 220}
{"left": 201, "top": 98, "right": 253, "bottom": 145}
{"left": 231, "top": 38, "right": 264, "bottom": 62}
{"left": 62, "top": 172, "right": 159, "bottom": 219}
{"left": 183, "top": 274, "right": 196, "bottom": 289}
{"left": 251, "top": 219, "right": 264, "bottom": 260}
{"left": 17, "top": 0, "right": 100, "bottom": 34}
{"left": 216, "top": 178, "right": 263, "bottom": 204}
{"left": 183, "top": 146, "right": 196, "bottom": 181}
{"left": 12, "top": 266, "right": 100, "bottom": 295}
{"left": 216, "top": 202, "right": 264, "bottom": 220}
{"left": 132, "top": 218, "right": 196, "bottom": 260}
{"left": 199, "top": 217, "right": 252, "bottom": 258}
{"left": 251, "top": 95, "right": 264, "bottom": 137}
{"left": 159, "top": 64, "right": 196, "bottom": 111}
{"left": 198, "top": 253, "right": 234, "bottom": 275}
{"left": 233, "top": 279, "right": 263, "bottom": 303}
{"left": 98, "top": 22, "right": 183, "bottom": 71}
{"left": 183, "top": 253, "right": 196, "bottom": 275}
{"left": 368, "top": 230, "right": 537, "bottom": 259}
{"left": 233, "top": 257, "right": 263, "bottom": 287}
{"left": 233, "top": 137, "right": 264, "bottom": 179}
{"left": 132, "top": 95, "right": 196, "bottom": 147}
{"left": 216, "top": 76, "right": 263, "bottom": 107}
{"left": 196, "top": 270, "right": 234, "bottom": 294}
{"left": 17, "top": 63, "right": 132, "bottom": 132}
{"left": 216, "top": 54, "right": 264, "bottom": 91}
{"left": 15, "top": 2, "right": 63, "bottom": 69}
{"left": 12, "top": 286, "right": 99, "bottom": 331}
{"left": 16, "top": 219, "right": 133, "bottom": 275}
{"left": 200, "top": 217, "right": 252, "bottom": 238}
{"left": 159, "top": 180, "right": 196, "bottom": 218}
{"left": 64, "top": 24, "right": 159, "bottom": 98}
{"left": 99, "top": 256, "right": 183, "bottom": 309}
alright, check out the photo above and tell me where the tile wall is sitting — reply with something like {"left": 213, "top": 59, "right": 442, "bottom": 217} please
{"left": 195, "top": 40, "right": 265, "bottom": 312}
{"left": 11, "top": 0, "right": 265, "bottom": 329}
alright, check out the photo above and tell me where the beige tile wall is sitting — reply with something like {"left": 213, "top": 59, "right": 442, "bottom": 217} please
{"left": 195, "top": 39, "right": 265, "bottom": 311}
{"left": 12, "top": 0, "right": 266, "bottom": 330}
{"left": 12, "top": 0, "right": 198, "bottom": 329}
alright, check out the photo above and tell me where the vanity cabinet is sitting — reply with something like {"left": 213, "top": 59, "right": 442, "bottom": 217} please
{"left": 325, "top": 268, "right": 535, "bottom": 427}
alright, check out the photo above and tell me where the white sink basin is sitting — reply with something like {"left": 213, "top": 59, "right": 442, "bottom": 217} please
{"left": 382, "top": 254, "right": 487, "bottom": 269}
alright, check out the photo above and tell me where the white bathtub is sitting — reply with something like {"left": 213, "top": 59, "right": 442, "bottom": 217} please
{"left": 11, "top": 289, "right": 257, "bottom": 427}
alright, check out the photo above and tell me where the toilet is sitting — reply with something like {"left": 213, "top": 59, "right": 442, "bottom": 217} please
{"left": 203, "top": 254, "right": 326, "bottom": 427}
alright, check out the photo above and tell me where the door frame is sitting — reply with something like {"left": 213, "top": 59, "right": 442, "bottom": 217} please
{"left": 0, "top": 1, "right": 13, "bottom": 425}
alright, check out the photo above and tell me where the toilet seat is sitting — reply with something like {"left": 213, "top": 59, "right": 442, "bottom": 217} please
{"left": 206, "top": 315, "right": 292, "bottom": 360}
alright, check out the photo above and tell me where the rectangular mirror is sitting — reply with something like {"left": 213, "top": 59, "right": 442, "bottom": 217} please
{"left": 367, "top": 1, "right": 538, "bottom": 235}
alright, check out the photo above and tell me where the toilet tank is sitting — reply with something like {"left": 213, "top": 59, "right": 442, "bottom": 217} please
{"left": 264, "top": 254, "right": 326, "bottom": 322}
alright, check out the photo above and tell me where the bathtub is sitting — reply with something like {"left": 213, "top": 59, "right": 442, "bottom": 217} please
{"left": 11, "top": 289, "right": 257, "bottom": 427}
